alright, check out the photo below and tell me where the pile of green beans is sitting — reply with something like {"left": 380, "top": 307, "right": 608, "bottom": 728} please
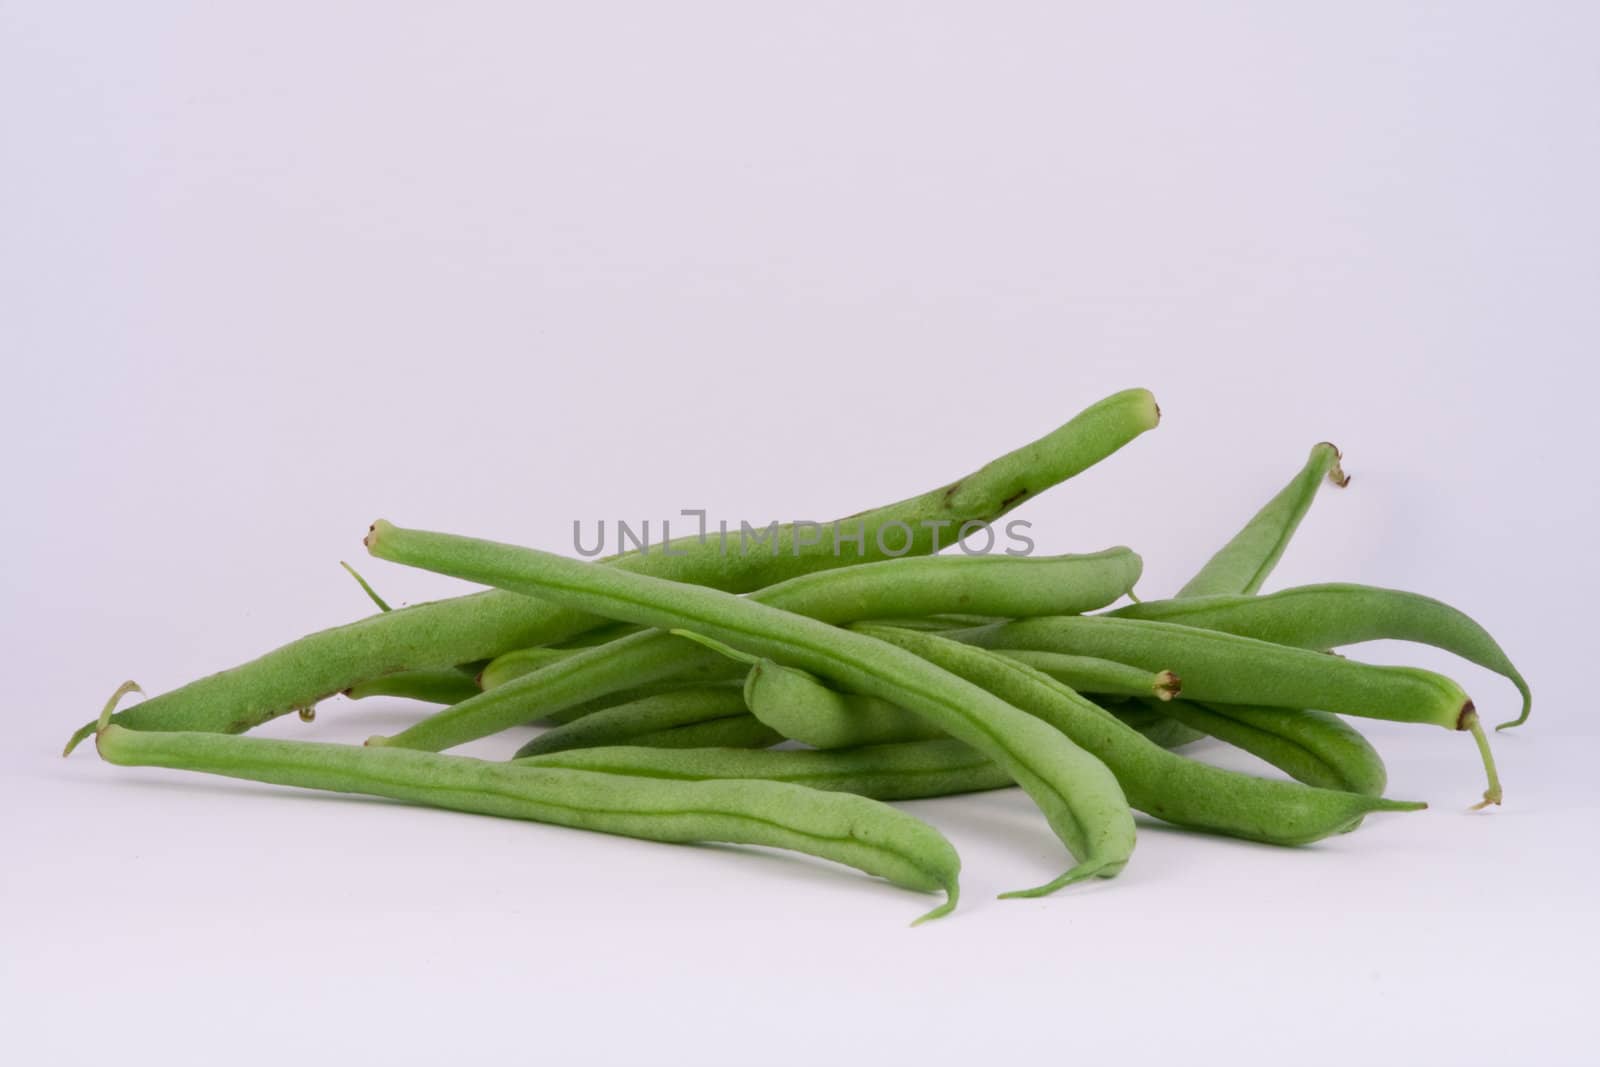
{"left": 67, "top": 390, "right": 1532, "bottom": 921}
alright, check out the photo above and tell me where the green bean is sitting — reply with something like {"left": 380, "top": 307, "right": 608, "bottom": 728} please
{"left": 514, "top": 687, "right": 751, "bottom": 757}
{"left": 1133, "top": 444, "right": 1382, "bottom": 795}
{"left": 68, "top": 389, "right": 1159, "bottom": 755}
{"left": 990, "top": 650, "right": 1182, "bottom": 701}
{"left": 854, "top": 625, "right": 1426, "bottom": 842}
{"left": 519, "top": 740, "right": 1015, "bottom": 801}
{"left": 743, "top": 660, "right": 945, "bottom": 749}
{"left": 90, "top": 726, "right": 961, "bottom": 924}
{"left": 1177, "top": 442, "right": 1347, "bottom": 598}
{"left": 625, "top": 715, "right": 784, "bottom": 751}
{"left": 951, "top": 615, "right": 1501, "bottom": 806}
{"left": 366, "top": 521, "right": 1138, "bottom": 897}
{"left": 1139, "top": 699, "right": 1387, "bottom": 796}
{"left": 344, "top": 666, "right": 486, "bottom": 705}
{"left": 1109, "top": 584, "right": 1532, "bottom": 730}
{"left": 1106, "top": 704, "right": 1206, "bottom": 749}
{"left": 375, "top": 548, "right": 1142, "bottom": 753}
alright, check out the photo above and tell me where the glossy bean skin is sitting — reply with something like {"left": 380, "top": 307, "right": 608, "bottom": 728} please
{"left": 376, "top": 548, "right": 1141, "bottom": 753}
{"left": 990, "top": 650, "right": 1181, "bottom": 701}
{"left": 93, "top": 725, "right": 960, "bottom": 922}
{"left": 1141, "top": 699, "right": 1387, "bottom": 796}
{"left": 855, "top": 624, "right": 1426, "bottom": 843}
{"left": 1177, "top": 442, "right": 1346, "bottom": 598}
{"left": 513, "top": 687, "right": 751, "bottom": 757}
{"left": 519, "top": 740, "right": 1015, "bottom": 801}
{"left": 744, "top": 662, "right": 945, "bottom": 749}
{"left": 68, "top": 390, "right": 1158, "bottom": 754}
{"left": 1109, "top": 584, "right": 1531, "bottom": 730}
{"left": 366, "top": 522, "right": 1139, "bottom": 896}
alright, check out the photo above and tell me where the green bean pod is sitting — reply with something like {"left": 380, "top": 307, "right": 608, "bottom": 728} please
{"left": 366, "top": 521, "right": 1138, "bottom": 898}
{"left": 344, "top": 667, "right": 485, "bottom": 705}
{"left": 990, "top": 650, "right": 1182, "bottom": 701}
{"left": 744, "top": 662, "right": 945, "bottom": 749}
{"left": 375, "top": 548, "right": 1141, "bottom": 753}
{"left": 68, "top": 389, "right": 1159, "bottom": 754}
{"left": 93, "top": 724, "right": 960, "bottom": 923}
{"left": 513, "top": 687, "right": 751, "bottom": 757}
{"left": 951, "top": 614, "right": 1501, "bottom": 806}
{"left": 519, "top": 740, "right": 1015, "bottom": 801}
{"left": 854, "top": 625, "right": 1426, "bottom": 842}
{"left": 624, "top": 715, "right": 785, "bottom": 751}
{"left": 1140, "top": 700, "right": 1387, "bottom": 796}
{"left": 1177, "top": 442, "right": 1347, "bottom": 598}
{"left": 1109, "top": 584, "right": 1532, "bottom": 730}
{"left": 1106, "top": 704, "right": 1206, "bottom": 749}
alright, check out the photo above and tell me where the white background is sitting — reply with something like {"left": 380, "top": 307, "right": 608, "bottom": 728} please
{"left": 4, "top": 3, "right": 1596, "bottom": 1064}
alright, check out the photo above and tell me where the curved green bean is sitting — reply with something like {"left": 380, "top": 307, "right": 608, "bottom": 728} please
{"left": 68, "top": 389, "right": 1159, "bottom": 754}
{"left": 344, "top": 667, "right": 485, "bottom": 705}
{"left": 951, "top": 614, "right": 1500, "bottom": 806}
{"left": 1109, "top": 584, "right": 1532, "bottom": 730}
{"left": 854, "top": 624, "right": 1426, "bottom": 842}
{"left": 519, "top": 740, "right": 1015, "bottom": 801}
{"left": 366, "top": 521, "right": 1139, "bottom": 898}
{"left": 376, "top": 548, "right": 1141, "bottom": 753}
{"left": 743, "top": 661, "right": 945, "bottom": 749}
{"left": 92, "top": 724, "right": 960, "bottom": 923}
{"left": 624, "top": 715, "right": 784, "bottom": 751}
{"left": 990, "top": 650, "right": 1181, "bottom": 701}
{"left": 1141, "top": 699, "right": 1387, "bottom": 796}
{"left": 514, "top": 687, "right": 752, "bottom": 757}
{"left": 1178, "top": 442, "right": 1347, "bottom": 598}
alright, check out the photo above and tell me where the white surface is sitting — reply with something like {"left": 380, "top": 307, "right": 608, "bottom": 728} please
{"left": 3, "top": 3, "right": 1596, "bottom": 1064}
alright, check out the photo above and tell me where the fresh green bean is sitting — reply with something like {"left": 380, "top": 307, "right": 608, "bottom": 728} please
{"left": 990, "top": 650, "right": 1181, "bottom": 701}
{"left": 1177, "top": 442, "right": 1347, "bottom": 598}
{"left": 514, "top": 687, "right": 752, "bottom": 757}
{"left": 951, "top": 614, "right": 1501, "bottom": 806}
{"left": 91, "top": 726, "right": 961, "bottom": 923}
{"left": 344, "top": 666, "right": 486, "bottom": 705}
{"left": 519, "top": 740, "right": 1015, "bottom": 801}
{"left": 376, "top": 548, "right": 1142, "bottom": 753}
{"left": 854, "top": 625, "right": 1426, "bottom": 842}
{"left": 68, "top": 389, "right": 1159, "bottom": 754}
{"left": 742, "top": 660, "right": 946, "bottom": 749}
{"left": 1109, "top": 584, "right": 1532, "bottom": 730}
{"left": 366, "top": 521, "right": 1139, "bottom": 897}
{"left": 1139, "top": 699, "right": 1387, "bottom": 796}
{"left": 625, "top": 715, "right": 784, "bottom": 751}
{"left": 1106, "top": 704, "right": 1206, "bottom": 749}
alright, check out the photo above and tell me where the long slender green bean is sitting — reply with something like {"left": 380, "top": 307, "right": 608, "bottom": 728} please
{"left": 625, "top": 715, "right": 784, "bottom": 751}
{"left": 990, "top": 650, "right": 1181, "bottom": 701}
{"left": 1141, "top": 699, "right": 1387, "bottom": 796}
{"left": 854, "top": 625, "right": 1426, "bottom": 842}
{"left": 950, "top": 614, "right": 1501, "bottom": 806}
{"left": 375, "top": 548, "right": 1141, "bottom": 753}
{"left": 1177, "top": 442, "right": 1347, "bottom": 598}
{"left": 68, "top": 389, "right": 1158, "bottom": 754}
{"left": 520, "top": 740, "right": 1015, "bottom": 801}
{"left": 1109, "top": 584, "right": 1532, "bottom": 730}
{"left": 92, "top": 725, "right": 960, "bottom": 923}
{"left": 515, "top": 687, "right": 752, "bottom": 757}
{"left": 365, "top": 521, "right": 1139, "bottom": 897}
